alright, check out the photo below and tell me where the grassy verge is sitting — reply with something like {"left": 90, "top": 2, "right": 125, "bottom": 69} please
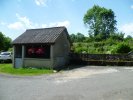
{"left": 0, "top": 64, "right": 54, "bottom": 76}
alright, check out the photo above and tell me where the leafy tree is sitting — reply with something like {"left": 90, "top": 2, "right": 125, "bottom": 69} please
{"left": 76, "top": 32, "right": 85, "bottom": 42}
{"left": 70, "top": 33, "right": 85, "bottom": 42}
{"left": 4, "top": 37, "right": 12, "bottom": 51}
{"left": 109, "top": 32, "right": 124, "bottom": 41}
{"left": 83, "top": 5, "right": 117, "bottom": 40}
{"left": 125, "top": 35, "right": 133, "bottom": 41}
{"left": 126, "top": 35, "right": 132, "bottom": 39}
{"left": 0, "top": 32, "right": 5, "bottom": 51}
{"left": 0, "top": 32, "right": 12, "bottom": 51}
{"left": 70, "top": 34, "right": 76, "bottom": 43}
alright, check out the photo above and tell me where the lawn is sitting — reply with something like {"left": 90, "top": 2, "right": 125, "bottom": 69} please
{"left": 0, "top": 64, "right": 54, "bottom": 76}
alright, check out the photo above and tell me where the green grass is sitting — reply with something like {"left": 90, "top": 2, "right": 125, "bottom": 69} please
{"left": 0, "top": 64, "right": 54, "bottom": 76}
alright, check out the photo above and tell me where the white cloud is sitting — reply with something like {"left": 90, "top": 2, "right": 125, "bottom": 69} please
{"left": 49, "top": 22, "right": 56, "bottom": 27}
{"left": 16, "top": 13, "right": 33, "bottom": 28}
{"left": 42, "top": 21, "right": 70, "bottom": 28}
{"left": 35, "top": 0, "right": 47, "bottom": 6}
{"left": 41, "top": 24, "right": 47, "bottom": 28}
{"left": 57, "top": 21, "right": 70, "bottom": 27}
{"left": 119, "top": 23, "right": 133, "bottom": 37}
{"left": 7, "top": 13, "right": 70, "bottom": 31}
{"left": 7, "top": 13, "right": 36, "bottom": 30}
{"left": 49, "top": 21, "right": 70, "bottom": 27}
{"left": 8, "top": 22, "right": 24, "bottom": 30}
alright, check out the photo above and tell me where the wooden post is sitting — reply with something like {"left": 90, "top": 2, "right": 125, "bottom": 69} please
{"left": 50, "top": 45, "right": 54, "bottom": 69}
{"left": 13, "top": 46, "right": 15, "bottom": 68}
{"left": 22, "top": 45, "right": 25, "bottom": 67}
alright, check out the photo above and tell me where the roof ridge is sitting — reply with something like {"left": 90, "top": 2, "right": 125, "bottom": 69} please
{"left": 26, "top": 26, "right": 66, "bottom": 31}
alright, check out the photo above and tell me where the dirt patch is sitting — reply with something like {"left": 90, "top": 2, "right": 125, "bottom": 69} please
{"left": 65, "top": 68, "right": 118, "bottom": 79}
{"left": 55, "top": 67, "right": 118, "bottom": 83}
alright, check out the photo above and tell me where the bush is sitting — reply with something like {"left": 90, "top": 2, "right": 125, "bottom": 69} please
{"left": 94, "top": 42, "right": 104, "bottom": 48}
{"left": 75, "top": 47, "right": 88, "bottom": 53}
{"left": 115, "top": 43, "right": 131, "bottom": 54}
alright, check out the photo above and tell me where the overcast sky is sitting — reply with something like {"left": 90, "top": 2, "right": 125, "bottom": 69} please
{"left": 0, "top": 0, "right": 133, "bottom": 40}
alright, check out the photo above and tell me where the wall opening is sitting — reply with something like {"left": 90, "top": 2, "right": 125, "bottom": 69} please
{"left": 25, "top": 45, "right": 50, "bottom": 59}
{"left": 15, "top": 45, "right": 22, "bottom": 58}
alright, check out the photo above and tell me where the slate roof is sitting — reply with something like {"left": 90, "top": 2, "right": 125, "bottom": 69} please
{"left": 12, "top": 26, "right": 68, "bottom": 44}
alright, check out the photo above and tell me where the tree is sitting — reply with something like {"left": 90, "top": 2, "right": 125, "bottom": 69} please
{"left": 125, "top": 35, "right": 133, "bottom": 41}
{"left": 76, "top": 32, "right": 85, "bottom": 42}
{"left": 70, "top": 33, "right": 85, "bottom": 42}
{"left": 0, "top": 32, "right": 12, "bottom": 51}
{"left": 109, "top": 32, "right": 124, "bottom": 41}
{"left": 83, "top": 5, "right": 117, "bottom": 40}
{"left": 4, "top": 37, "right": 12, "bottom": 51}
{"left": 70, "top": 34, "right": 76, "bottom": 43}
{"left": 0, "top": 32, "right": 5, "bottom": 51}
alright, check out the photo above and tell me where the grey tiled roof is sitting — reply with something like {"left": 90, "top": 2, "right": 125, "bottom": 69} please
{"left": 12, "top": 27, "right": 68, "bottom": 44}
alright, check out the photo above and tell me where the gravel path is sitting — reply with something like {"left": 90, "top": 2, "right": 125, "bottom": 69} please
{"left": 0, "top": 66, "right": 133, "bottom": 100}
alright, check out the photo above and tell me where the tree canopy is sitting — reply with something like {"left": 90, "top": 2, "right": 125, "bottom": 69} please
{"left": 83, "top": 5, "right": 117, "bottom": 40}
{"left": 70, "top": 32, "right": 85, "bottom": 42}
{"left": 0, "top": 32, "right": 12, "bottom": 51}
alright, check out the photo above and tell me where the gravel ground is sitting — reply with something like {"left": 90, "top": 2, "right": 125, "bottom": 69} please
{"left": 0, "top": 66, "right": 133, "bottom": 100}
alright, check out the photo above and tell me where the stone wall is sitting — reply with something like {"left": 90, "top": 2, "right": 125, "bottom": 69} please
{"left": 70, "top": 53, "right": 133, "bottom": 61}
{"left": 70, "top": 53, "right": 133, "bottom": 66}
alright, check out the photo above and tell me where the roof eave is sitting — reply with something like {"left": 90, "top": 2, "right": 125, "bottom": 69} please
{"left": 12, "top": 42, "right": 55, "bottom": 45}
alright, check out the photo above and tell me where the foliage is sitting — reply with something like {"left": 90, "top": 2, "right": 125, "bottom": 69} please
{"left": 4, "top": 37, "right": 12, "bottom": 51}
{"left": 114, "top": 43, "right": 132, "bottom": 54}
{"left": 0, "top": 64, "right": 53, "bottom": 75}
{"left": 83, "top": 5, "right": 117, "bottom": 40}
{"left": 125, "top": 35, "right": 133, "bottom": 40}
{"left": 0, "top": 32, "right": 12, "bottom": 51}
{"left": 70, "top": 32, "right": 85, "bottom": 42}
{"left": 109, "top": 32, "right": 124, "bottom": 41}
{"left": 8, "top": 48, "right": 13, "bottom": 52}
{"left": 68, "top": 5, "right": 132, "bottom": 54}
{"left": 75, "top": 46, "right": 88, "bottom": 53}
{"left": 0, "top": 32, "right": 5, "bottom": 51}
{"left": 71, "top": 35, "right": 133, "bottom": 54}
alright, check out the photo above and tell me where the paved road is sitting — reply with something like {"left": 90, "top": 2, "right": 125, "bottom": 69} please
{"left": 0, "top": 66, "right": 133, "bottom": 100}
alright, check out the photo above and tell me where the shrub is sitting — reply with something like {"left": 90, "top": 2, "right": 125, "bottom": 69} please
{"left": 115, "top": 43, "right": 131, "bottom": 54}
{"left": 94, "top": 42, "right": 104, "bottom": 48}
{"left": 75, "top": 46, "right": 88, "bottom": 53}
